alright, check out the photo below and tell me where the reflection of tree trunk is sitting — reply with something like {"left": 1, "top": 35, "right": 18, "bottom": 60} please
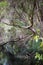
{"left": 39, "top": 0, "right": 43, "bottom": 37}
{"left": 39, "top": 0, "right": 43, "bottom": 21}
{"left": 36, "top": 0, "right": 43, "bottom": 37}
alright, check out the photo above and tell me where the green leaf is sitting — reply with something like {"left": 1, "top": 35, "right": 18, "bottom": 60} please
{"left": 0, "top": 1, "right": 8, "bottom": 7}
{"left": 32, "top": 39, "right": 42, "bottom": 50}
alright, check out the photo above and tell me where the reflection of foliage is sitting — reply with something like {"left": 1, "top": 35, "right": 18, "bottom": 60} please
{"left": 0, "top": 0, "right": 43, "bottom": 65}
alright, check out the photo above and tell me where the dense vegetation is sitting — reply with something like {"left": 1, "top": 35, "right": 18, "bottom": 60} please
{"left": 0, "top": 0, "right": 43, "bottom": 65}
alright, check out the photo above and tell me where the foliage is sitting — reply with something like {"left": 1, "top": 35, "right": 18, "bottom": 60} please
{"left": 0, "top": 0, "right": 43, "bottom": 65}
{"left": 35, "top": 52, "right": 43, "bottom": 60}
{"left": 0, "top": 1, "right": 8, "bottom": 7}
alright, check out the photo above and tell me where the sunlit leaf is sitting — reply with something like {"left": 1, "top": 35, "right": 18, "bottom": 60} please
{"left": 35, "top": 52, "right": 43, "bottom": 60}
{"left": 40, "top": 42, "right": 43, "bottom": 48}
{"left": 34, "top": 35, "right": 39, "bottom": 42}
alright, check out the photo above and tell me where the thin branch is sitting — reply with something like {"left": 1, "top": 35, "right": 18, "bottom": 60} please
{"left": 15, "top": 55, "right": 29, "bottom": 60}
{"left": 0, "top": 34, "right": 33, "bottom": 46}
{"left": 1, "top": 21, "right": 36, "bottom": 34}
